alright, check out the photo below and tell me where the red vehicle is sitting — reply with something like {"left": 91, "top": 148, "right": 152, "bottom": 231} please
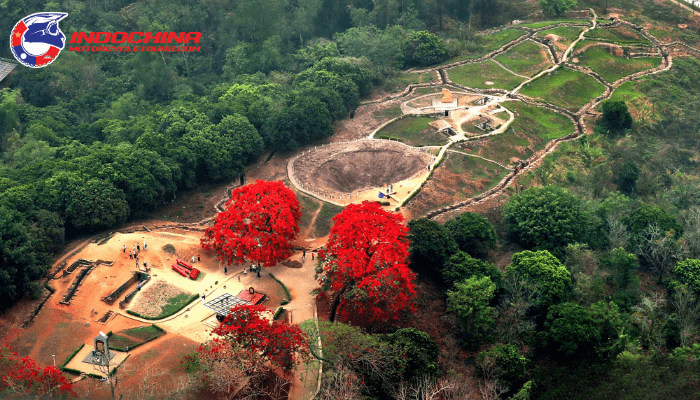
{"left": 172, "top": 263, "right": 189, "bottom": 277}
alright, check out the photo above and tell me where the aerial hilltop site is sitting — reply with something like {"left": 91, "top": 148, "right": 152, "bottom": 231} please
{"left": 1, "top": 0, "right": 700, "bottom": 399}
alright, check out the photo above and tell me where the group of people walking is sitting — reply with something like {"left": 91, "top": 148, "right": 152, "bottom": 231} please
{"left": 123, "top": 241, "right": 148, "bottom": 269}
{"left": 124, "top": 241, "right": 147, "bottom": 260}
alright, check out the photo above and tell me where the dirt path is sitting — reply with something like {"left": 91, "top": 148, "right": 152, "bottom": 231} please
{"left": 301, "top": 205, "right": 323, "bottom": 239}
{"left": 490, "top": 58, "right": 530, "bottom": 79}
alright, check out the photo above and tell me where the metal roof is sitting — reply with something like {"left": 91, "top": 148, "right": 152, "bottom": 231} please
{"left": 203, "top": 293, "right": 250, "bottom": 316}
{"left": 0, "top": 59, "right": 17, "bottom": 83}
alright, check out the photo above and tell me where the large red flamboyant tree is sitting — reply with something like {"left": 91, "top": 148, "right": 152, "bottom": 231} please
{"left": 317, "top": 201, "right": 417, "bottom": 326}
{"left": 204, "top": 305, "right": 310, "bottom": 369}
{"left": 0, "top": 345, "right": 76, "bottom": 398}
{"left": 195, "top": 305, "right": 310, "bottom": 396}
{"left": 201, "top": 180, "right": 301, "bottom": 267}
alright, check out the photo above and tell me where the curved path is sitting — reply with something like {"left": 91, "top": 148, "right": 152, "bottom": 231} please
{"left": 285, "top": 9, "right": 681, "bottom": 219}
{"left": 359, "top": 10, "right": 680, "bottom": 220}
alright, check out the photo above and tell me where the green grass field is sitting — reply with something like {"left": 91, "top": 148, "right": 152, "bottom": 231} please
{"left": 395, "top": 72, "right": 437, "bottom": 86}
{"left": 372, "top": 104, "right": 403, "bottom": 119}
{"left": 448, "top": 60, "right": 525, "bottom": 90}
{"left": 501, "top": 101, "right": 575, "bottom": 141}
{"left": 459, "top": 130, "right": 531, "bottom": 166}
{"left": 109, "top": 325, "right": 165, "bottom": 351}
{"left": 608, "top": 80, "right": 644, "bottom": 103}
{"left": 414, "top": 86, "right": 444, "bottom": 96}
{"left": 519, "top": 67, "right": 606, "bottom": 111}
{"left": 584, "top": 26, "right": 652, "bottom": 45}
{"left": 520, "top": 19, "right": 589, "bottom": 29}
{"left": 576, "top": 45, "right": 661, "bottom": 83}
{"left": 443, "top": 152, "right": 509, "bottom": 196}
{"left": 537, "top": 26, "right": 584, "bottom": 47}
{"left": 376, "top": 117, "right": 447, "bottom": 147}
{"left": 494, "top": 40, "right": 553, "bottom": 76}
{"left": 156, "top": 293, "right": 195, "bottom": 319}
{"left": 314, "top": 203, "right": 344, "bottom": 237}
{"left": 459, "top": 102, "right": 573, "bottom": 165}
{"left": 441, "top": 29, "right": 527, "bottom": 64}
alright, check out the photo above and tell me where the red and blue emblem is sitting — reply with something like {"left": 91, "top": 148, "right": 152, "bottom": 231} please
{"left": 10, "top": 13, "right": 68, "bottom": 68}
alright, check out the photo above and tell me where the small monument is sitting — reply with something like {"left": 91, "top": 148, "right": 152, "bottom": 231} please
{"left": 82, "top": 331, "right": 115, "bottom": 366}
{"left": 441, "top": 88, "right": 453, "bottom": 103}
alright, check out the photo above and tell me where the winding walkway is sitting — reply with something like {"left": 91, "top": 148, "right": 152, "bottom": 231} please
{"left": 286, "top": 10, "right": 683, "bottom": 221}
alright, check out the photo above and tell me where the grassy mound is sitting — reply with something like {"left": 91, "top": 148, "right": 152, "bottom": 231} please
{"left": 520, "top": 19, "right": 589, "bottom": 29}
{"left": 442, "top": 28, "right": 527, "bottom": 64}
{"left": 501, "top": 101, "right": 575, "bottom": 141}
{"left": 537, "top": 26, "right": 585, "bottom": 48}
{"left": 459, "top": 102, "right": 574, "bottom": 165}
{"left": 108, "top": 325, "right": 166, "bottom": 351}
{"left": 584, "top": 26, "right": 652, "bottom": 45}
{"left": 448, "top": 60, "right": 525, "bottom": 90}
{"left": 519, "top": 67, "right": 606, "bottom": 112}
{"left": 494, "top": 40, "right": 553, "bottom": 77}
{"left": 376, "top": 116, "right": 447, "bottom": 147}
{"left": 576, "top": 45, "right": 661, "bottom": 83}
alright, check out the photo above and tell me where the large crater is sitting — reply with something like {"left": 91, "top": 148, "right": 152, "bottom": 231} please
{"left": 293, "top": 140, "right": 433, "bottom": 194}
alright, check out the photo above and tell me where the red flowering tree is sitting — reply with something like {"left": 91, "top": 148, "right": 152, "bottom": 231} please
{"left": 201, "top": 180, "right": 301, "bottom": 267}
{"left": 316, "top": 201, "right": 417, "bottom": 326}
{"left": 196, "top": 305, "right": 309, "bottom": 397}
{"left": 0, "top": 345, "right": 75, "bottom": 398}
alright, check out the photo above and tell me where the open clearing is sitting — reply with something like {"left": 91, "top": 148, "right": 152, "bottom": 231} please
{"left": 520, "top": 19, "right": 588, "bottom": 29}
{"left": 494, "top": 40, "right": 553, "bottom": 76}
{"left": 448, "top": 60, "right": 526, "bottom": 90}
{"left": 441, "top": 28, "right": 527, "bottom": 64}
{"left": 405, "top": 151, "right": 509, "bottom": 217}
{"left": 109, "top": 325, "right": 166, "bottom": 350}
{"left": 538, "top": 26, "right": 585, "bottom": 49}
{"left": 456, "top": 101, "right": 573, "bottom": 166}
{"left": 501, "top": 101, "right": 575, "bottom": 141}
{"left": 376, "top": 116, "right": 449, "bottom": 146}
{"left": 576, "top": 45, "right": 661, "bottom": 82}
{"left": 519, "top": 67, "right": 606, "bottom": 111}
{"left": 584, "top": 25, "right": 652, "bottom": 45}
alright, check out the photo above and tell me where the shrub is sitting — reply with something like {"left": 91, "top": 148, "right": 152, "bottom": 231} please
{"left": 269, "top": 273, "right": 291, "bottom": 304}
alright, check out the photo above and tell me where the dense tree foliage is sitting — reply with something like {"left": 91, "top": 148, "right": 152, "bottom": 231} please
{"left": 407, "top": 218, "right": 458, "bottom": 283}
{"left": 445, "top": 212, "right": 498, "bottom": 258}
{"left": 447, "top": 275, "right": 497, "bottom": 344}
{"left": 539, "top": 0, "right": 578, "bottom": 17}
{"left": 598, "top": 100, "right": 634, "bottom": 137}
{"left": 539, "top": 302, "right": 600, "bottom": 357}
{"left": 201, "top": 180, "right": 301, "bottom": 267}
{"left": 507, "top": 250, "right": 572, "bottom": 309}
{"left": 477, "top": 344, "right": 528, "bottom": 392}
{"left": 402, "top": 31, "right": 448, "bottom": 67}
{"left": 0, "top": 0, "right": 536, "bottom": 309}
{"left": 616, "top": 162, "right": 639, "bottom": 195}
{"left": 623, "top": 204, "right": 683, "bottom": 243}
{"left": 675, "top": 259, "right": 700, "bottom": 293}
{"left": 504, "top": 186, "right": 589, "bottom": 256}
{"left": 443, "top": 251, "right": 503, "bottom": 289}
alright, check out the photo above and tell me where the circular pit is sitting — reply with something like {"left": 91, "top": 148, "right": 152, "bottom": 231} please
{"left": 292, "top": 139, "right": 433, "bottom": 195}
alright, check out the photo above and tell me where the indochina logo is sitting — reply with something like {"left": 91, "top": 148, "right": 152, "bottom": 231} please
{"left": 10, "top": 12, "right": 68, "bottom": 68}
